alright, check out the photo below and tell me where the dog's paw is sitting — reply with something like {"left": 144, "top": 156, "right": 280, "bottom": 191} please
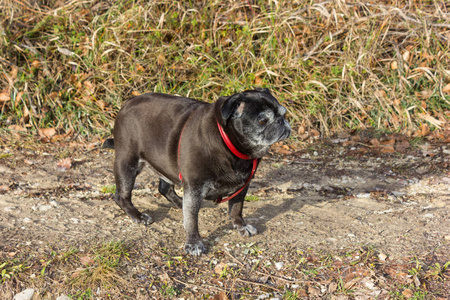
{"left": 132, "top": 212, "right": 153, "bottom": 226}
{"left": 236, "top": 224, "right": 258, "bottom": 237}
{"left": 184, "top": 242, "right": 206, "bottom": 256}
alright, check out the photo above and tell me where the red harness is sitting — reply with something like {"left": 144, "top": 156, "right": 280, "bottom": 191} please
{"left": 178, "top": 121, "right": 259, "bottom": 204}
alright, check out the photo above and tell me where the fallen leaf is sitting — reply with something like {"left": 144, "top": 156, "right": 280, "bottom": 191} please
{"left": 395, "top": 140, "right": 410, "bottom": 152}
{"left": 57, "top": 47, "right": 75, "bottom": 56}
{"left": 416, "top": 90, "right": 433, "bottom": 99}
{"left": 402, "top": 288, "right": 413, "bottom": 298}
{"left": 402, "top": 50, "right": 411, "bottom": 62}
{"left": 380, "top": 145, "right": 395, "bottom": 153}
{"left": 297, "top": 125, "right": 305, "bottom": 135}
{"left": 57, "top": 158, "right": 72, "bottom": 171}
{"left": 370, "top": 138, "right": 380, "bottom": 146}
{"left": 420, "top": 123, "right": 430, "bottom": 136}
{"left": 310, "top": 129, "right": 320, "bottom": 138}
{"left": 212, "top": 292, "right": 228, "bottom": 300}
{"left": 342, "top": 140, "right": 353, "bottom": 147}
{"left": 131, "top": 91, "right": 140, "bottom": 96}
{"left": 8, "top": 125, "right": 26, "bottom": 132}
{"left": 0, "top": 92, "right": 10, "bottom": 102}
{"left": 381, "top": 139, "right": 395, "bottom": 146}
{"left": 214, "top": 262, "right": 227, "bottom": 275}
{"left": 48, "top": 91, "right": 60, "bottom": 100}
{"left": 390, "top": 61, "right": 398, "bottom": 70}
{"left": 443, "top": 83, "right": 450, "bottom": 94}
{"left": 9, "top": 66, "right": 18, "bottom": 81}
{"left": 308, "top": 285, "right": 321, "bottom": 296}
{"left": 80, "top": 255, "right": 95, "bottom": 266}
{"left": 157, "top": 53, "right": 165, "bottom": 65}
{"left": 328, "top": 282, "right": 338, "bottom": 293}
{"left": 38, "top": 127, "right": 57, "bottom": 138}
{"left": 375, "top": 90, "right": 387, "bottom": 98}
{"left": 31, "top": 60, "right": 40, "bottom": 68}
{"left": 136, "top": 64, "right": 145, "bottom": 72}
{"left": 0, "top": 185, "right": 9, "bottom": 194}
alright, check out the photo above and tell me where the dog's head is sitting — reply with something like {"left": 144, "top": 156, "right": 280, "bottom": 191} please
{"left": 216, "top": 88, "right": 291, "bottom": 158}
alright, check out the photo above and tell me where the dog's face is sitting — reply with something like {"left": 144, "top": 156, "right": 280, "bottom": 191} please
{"left": 219, "top": 88, "right": 291, "bottom": 157}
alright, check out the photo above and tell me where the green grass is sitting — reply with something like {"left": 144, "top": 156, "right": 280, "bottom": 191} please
{"left": 244, "top": 195, "right": 260, "bottom": 202}
{"left": 69, "top": 241, "right": 129, "bottom": 290}
{"left": 0, "top": 0, "right": 448, "bottom": 140}
{"left": 100, "top": 185, "right": 116, "bottom": 194}
{"left": 0, "top": 259, "right": 29, "bottom": 282}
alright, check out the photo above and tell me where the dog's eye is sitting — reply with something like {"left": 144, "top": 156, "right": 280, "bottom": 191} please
{"left": 258, "top": 118, "right": 268, "bottom": 125}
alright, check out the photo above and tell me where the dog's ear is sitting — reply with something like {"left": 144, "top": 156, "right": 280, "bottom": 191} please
{"left": 220, "top": 93, "right": 244, "bottom": 120}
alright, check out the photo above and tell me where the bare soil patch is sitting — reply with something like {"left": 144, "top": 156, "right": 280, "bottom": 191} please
{"left": 0, "top": 139, "right": 449, "bottom": 299}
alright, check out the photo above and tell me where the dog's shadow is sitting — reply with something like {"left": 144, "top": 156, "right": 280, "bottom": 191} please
{"left": 204, "top": 157, "right": 411, "bottom": 243}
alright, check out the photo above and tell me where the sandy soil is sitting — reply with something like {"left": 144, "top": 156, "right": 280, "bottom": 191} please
{"left": 1, "top": 141, "right": 448, "bottom": 262}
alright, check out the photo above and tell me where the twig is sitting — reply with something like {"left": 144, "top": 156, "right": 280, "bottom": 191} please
{"left": 170, "top": 276, "right": 228, "bottom": 292}
{"left": 224, "top": 250, "right": 306, "bottom": 283}
{"left": 235, "top": 277, "right": 282, "bottom": 292}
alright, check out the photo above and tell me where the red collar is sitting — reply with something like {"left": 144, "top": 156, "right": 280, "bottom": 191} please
{"left": 178, "top": 120, "right": 259, "bottom": 204}
{"left": 217, "top": 121, "right": 252, "bottom": 160}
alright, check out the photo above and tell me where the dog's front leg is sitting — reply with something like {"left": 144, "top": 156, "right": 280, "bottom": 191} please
{"left": 183, "top": 187, "right": 206, "bottom": 256}
{"left": 228, "top": 186, "right": 258, "bottom": 237}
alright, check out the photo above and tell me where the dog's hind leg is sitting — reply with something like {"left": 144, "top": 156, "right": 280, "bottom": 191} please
{"left": 114, "top": 157, "right": 153, "bottom": 225}
{"left": 158, "top": 178, "right": 183, "bottom": 209}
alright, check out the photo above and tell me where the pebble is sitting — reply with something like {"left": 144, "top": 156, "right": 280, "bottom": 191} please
{"left": 275, "top": 262, "right": 283, "bottom": 270}
{"left": 56, "top": 295, "right": 71, "bottom": 300}
{"left": 23, "top": 217, "right": 32, "bottom": 223}
{"left": 423, "top": 213, "right": 434, "bottom": 218}
{"left": 258, "top": 293, "right": 270, "bottom": 300}
{"left": 39, "top": 204, "right": 52, "bottom": 211}
{"left": 4, "top": 206, "right": 15, "bottom": 212}
{"left": 356, "top": 193, "right": 371, "bottom": 198}
{"left": 13, "top": 288, "right": 34, "bottom": 300}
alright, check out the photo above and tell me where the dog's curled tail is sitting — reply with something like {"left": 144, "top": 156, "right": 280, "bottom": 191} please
{"left": 102, "top": 138, "right": 115, "bottom": 149}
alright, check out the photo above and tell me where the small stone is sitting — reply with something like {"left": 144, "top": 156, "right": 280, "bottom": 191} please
{"left": 56, "top": 295, "right": 71, "bottom": 300}
{"left": 70, "top": 218, "right": 79, "bottom": 224}
{"left": 364, "top": 280, "right": 377, "bottom": 290}
{"left": 257, "top": 293, "right": 270, "bottom": 300}
{"left": 347, "top": 233, "right": 356, "bottom": 238}
{"left": 4, "top": 206, "right": 15, "bottom": 212}
{"left": 13, "top": 288, "right": 35, "bottom": 300}
{"left": 378, "top": 253, "right": 388, "bottom": 262}
{"left": 23, "top": 218, "right": 32, "bottom": 223}
{"left": 39, "top": 205, "right": 52, "bottom": 211}
{"left": 423, "top": 213, "right": 434, "bottom": 218}
{"left": 275, "top": 262, "right": 283, "bottom": 270}
{"left": 356, "top": 193, "right": 371, "bottom": 198}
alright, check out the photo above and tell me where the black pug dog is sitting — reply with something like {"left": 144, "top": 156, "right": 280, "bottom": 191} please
{"left": 102, "top": 88, "right": 291, "bottom": 255}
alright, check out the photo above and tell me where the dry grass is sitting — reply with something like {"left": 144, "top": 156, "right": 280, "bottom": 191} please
{"left": 0, "top": 0, "right": 449, "bottom": 139}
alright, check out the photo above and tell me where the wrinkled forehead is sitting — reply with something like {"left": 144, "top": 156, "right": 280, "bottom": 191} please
{"left": 243, "top": 90, "right": 286, "bottom": 115}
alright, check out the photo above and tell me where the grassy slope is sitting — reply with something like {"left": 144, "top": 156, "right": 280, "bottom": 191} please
{"left": 0, "top": 0, "right": 449, "bottom": 139}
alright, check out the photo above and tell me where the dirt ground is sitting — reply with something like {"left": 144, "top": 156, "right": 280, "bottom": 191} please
{"left": 0, "top": 138, "right": 449, "bottom": 298}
